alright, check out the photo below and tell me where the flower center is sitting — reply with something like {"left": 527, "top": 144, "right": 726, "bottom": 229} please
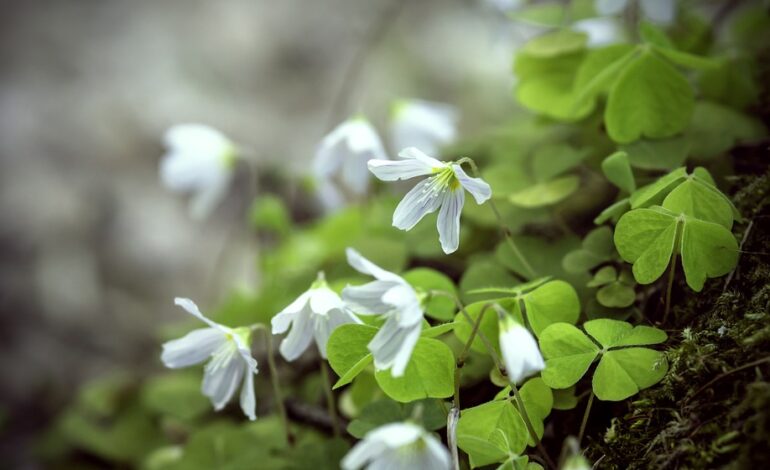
{"left": 428, "top": 166, "right": 460, "bottom": 193}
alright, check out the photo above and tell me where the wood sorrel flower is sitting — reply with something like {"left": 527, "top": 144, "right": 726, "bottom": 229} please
{"left": 341, "top": 422, "right": 451, "bottom": 470}
{"left": 314, "top": 117, "right": 387, "bottom": 211}
{"left": 596, "top": 0, "right": 674, "bottom": 24}
{"left": 390, "top": 99, "right": 458, "bottom": 156}
{"left": 160, "top": 124, "right": 237, "bottom": 220}
{"left": 341, "top": 248, "right": 424, "bottom": 377}
{"left": 161, "top": 298, "right": 258, "bottom": 420}
{"left": 368, "top": 147, "right": 492, "bottom": 254}
{"left": 271, "top": 272, "right": 361, "bottom": 361}
{"left": 499, "top": 315, "right": 545, "bottom": 384}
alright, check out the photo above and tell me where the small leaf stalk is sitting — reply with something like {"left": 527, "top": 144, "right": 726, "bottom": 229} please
{"left": 319, "top": 358, "right": 341, "bottom": 437}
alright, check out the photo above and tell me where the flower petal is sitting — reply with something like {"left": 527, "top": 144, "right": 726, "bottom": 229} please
{"left": 381, "top": 284, "right": 423, "bottom": 327}
{"left": 389, "top": 323, "right": 422, "bottom": 377}
{"left": 309, "top": 286, "right": 343, "bottom": 315}
{"left": 341, "top": 149, "right": 371, "bottom": 196}
{"left": 422, "top": 434, "right": 453, "bottom": 470}
{"left": 368, "top": 317, "right": 420, "bottom": 377}
{"left": 368, "top": 158, "right": 435, "bottom": 181}
{"left": 161, "top": 328, "right": 226, "bottom": 368}
{"left": 367, "top": 422, "right": 423, "bottom": 448}
{"left": 392, "top": 101, "right": 458, "bottom": 155}
{"left": 392, "top": 177, "right": 444, "bottom": 231}
{"left": 341, "top": 435, "right": 388, "bottom": 470}
{"left": 174, "top": 298, "right": 230, "bottom": 334}
{"left": 240, "top": 365, "right": 257, "bottom": 421}
{"left": 345, "top": 248, "right": 404, "bottom": 283}
{"left": 313, "top": 307, "right": 362, "bottom": 358}
{"left": 278, "top": 310, "right": 314, "bottom": 361}
{"left": 342, "top": 280, "right": 400, "bottom": 314}
{"left": 452, "top": 164, "right": 491, "bottom": 204}
{"left": 164, "top": 124, "right": 232, "bottom": 154}
{"left": 202, "top": 349, "right": 244, "bottom": 410}
{"left": 272, "top": 291, "right": 311, "bottom": 334}
{"left": 437, "top": 188, "right": 465, "bottom": 254}
{"left": 595, "top": 0, "right": 627, "bottom": 16}
{"left": 398, "top": 147, "right": 445, "bottom": 168}
{"left": 499, "top": 319, "right": 545, "bottom": 384}
{"left": 188, "top": 173, "right": 232, "bottom": 220}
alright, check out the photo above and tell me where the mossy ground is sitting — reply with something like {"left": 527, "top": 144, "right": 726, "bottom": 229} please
{"left": 584, "top": 162, "right": 770, "bottom": 469}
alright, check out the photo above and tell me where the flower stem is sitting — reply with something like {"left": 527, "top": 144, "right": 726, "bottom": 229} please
{"left": 577, "top": 390, "right": 594, "bottom": 447}
{"left": 488, "top": 198, "right": 538, "bottom": 280}
{"left": 447, "top": 407, "right": 460, "bottom": 470}
{"left": 663, "top": 252, "right": 677, "bottom": 325}
{"left": 319, "top": 358, "right": 341, "bottom": 437}
{"left": 511, "top": 383, "right": 556, "bottom": 470}
{"left": 456, "top": 157, "right": 537, "bottom": 280}
{"left": 431, "top": 291, "right": 505, "bottom": 373}
{"left": 257, "top": 326, "right": 294, "bottom": 446}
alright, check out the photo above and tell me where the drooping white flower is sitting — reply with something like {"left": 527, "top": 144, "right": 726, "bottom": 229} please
{"left": 498, "top": 315, "right": 545, "bottom": 384}
{"left": 161, "top": 297, "right": 258, "bottom": 420}
{"left": 341, "top": 422, "right": 451, "bottom": 470}
{"left": 368, "top": 147, "right": 492, "bottom": 254}
{"left": 313, "top": 117, "right": 387, "bottom": 211}
{"left": 341, "top": 248, "right": 424, "bottom": 377}
{"left": 160, "top": 124, "right": 237, "bottom": 220}
{"left": 271, "top": 272, "right": 362, "bottom": 361}
{"left": 596, "top": 0, "right": 675, "bottom": 24}
{"left": 391, "top": 99, "right": 459, "bottom": 156}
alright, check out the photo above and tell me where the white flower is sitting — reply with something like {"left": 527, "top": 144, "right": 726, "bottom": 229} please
{"left": 572, "top": 17, "right": 624, "bottom": 47}
{"left": 596, "top": 0, "right": 675, "bottom": 24}
{"left": 160, "top": 124, "right": 237, "bottom": 220}
{"left": 341, "top": 248, "right": 424, "bottom": 377}
{"left": 341, "top": 422, "right": 451, "bottom": 470}
{"left": 391, "top": 99, "right": 459, "bottom": 156}
{"left": 313, "top": 117, "right": 387, "bottom": 211}
{"left": 271, "top": 272, "right": 362, "bottom": 361}
{"left": 499, "top": 316, "right": 545, "bottom": 384}
{"left": 368, "top": 147, "right": 492, "bottom": 254}
{"left": 161, "top": 297, "right": 258, "bottom": 420}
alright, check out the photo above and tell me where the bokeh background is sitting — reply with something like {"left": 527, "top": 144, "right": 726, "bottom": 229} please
{"left": 0, "top": 0, "right": 521, "bottom": 466}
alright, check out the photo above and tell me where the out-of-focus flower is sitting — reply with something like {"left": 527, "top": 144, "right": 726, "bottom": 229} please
{"left": 498, "top": 315, "right": 545, "bottom": 384}
{"left": 368, "top": 147, "right": 492, "bottom": 254}
{"left": 341, "top": 422, "right": 451, "bottom": 470}
{"left": 596, "top": 0, "right": 675, "bottom": 24}
{"left": 161, "top": 298, "right": 258, "bottom": 420}
{"left": 160, "top": 124, "right": 237, "bottom": 220}
{"left": 271, "top": 272, "right": 361, "bottom": 360}
{"left": 313, "top": 117, "right": 387, "bottom": 211}
{"left": 341, "top": 248, "right": 423, "bottom": 377}
{"left": 390, "top": 99, "right": 458, "bottom": 156}
{"left": 573, "top": 17, "right": 625, "bottom": 47}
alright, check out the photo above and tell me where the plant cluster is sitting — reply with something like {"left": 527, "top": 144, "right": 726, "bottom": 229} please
{"left": 37, "top": 1, "right": 769, "bottom": 469}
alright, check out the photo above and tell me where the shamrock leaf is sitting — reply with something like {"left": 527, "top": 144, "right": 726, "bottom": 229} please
{"left": 456, "top": 399, "right": 528, "bottom": 468}
{"left": 620, "top": 136, "right": 689, "bottom": 170}
{"left": 587, "top": 266, "right": 637, "bottom": 308}
{"left": 539, "top": 319, "right": 668, "bottom": 401}
{"left": 601, "top": 151, "right": 636, "bottom": 193}
{"left": 614, "top": 207, "right": 739, "bottom": 291}
{"left": 563, "top": 227, "right": 615, "bottom": 273}
{"left": 462, "top": 280, "right": 580, "bottom": 337}
{"left": 403, "top": 267, "right": 457, "bottom": 321}
{"left": 605, "top": 49, "right": 694, "bottom": 143}
{"left": 327, "top": 324, "right": 377, "bottom": 388}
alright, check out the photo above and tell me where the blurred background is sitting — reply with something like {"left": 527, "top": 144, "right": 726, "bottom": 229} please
{"left": 0, "top": 0, "right": 519, "bottom": 465}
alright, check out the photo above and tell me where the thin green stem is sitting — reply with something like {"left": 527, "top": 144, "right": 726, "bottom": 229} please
{"left": 454, "top": 303, "right": 495, "bottom": 408}
{"left": 663, "top": 252, "right": 677, "bottom": 325}
{"left": 456, "top": 157, "right": 537, "bottom": 280}
{"left": 253, "top": 325, "right": 294, "bottom": 446}
{"left": 319, "top": 358, "right": 341, "bottom": 437}
{"left": 511, "top": 383, "right": 557, "bottom": 470}
{"left": 489, "top": 198, "right": 537, "bottom": 280}
{"left": 431, "top": 291, "right": 505, "bottom": 373}
{"left": 577, "top": 391, "right": 594, "bottom": 447}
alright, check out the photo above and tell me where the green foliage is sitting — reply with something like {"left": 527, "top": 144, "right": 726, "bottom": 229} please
{"left": 614, "top": 207, "right": 739, "bottom": 291}
{"left": 540, "top": 320, "right": 668, "bottom": 400}
{"left": 346, "top": 398, "right": 447, "bottom": 438}
{"left": 403, "top": 268, "right": 457, "bottom": 321}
